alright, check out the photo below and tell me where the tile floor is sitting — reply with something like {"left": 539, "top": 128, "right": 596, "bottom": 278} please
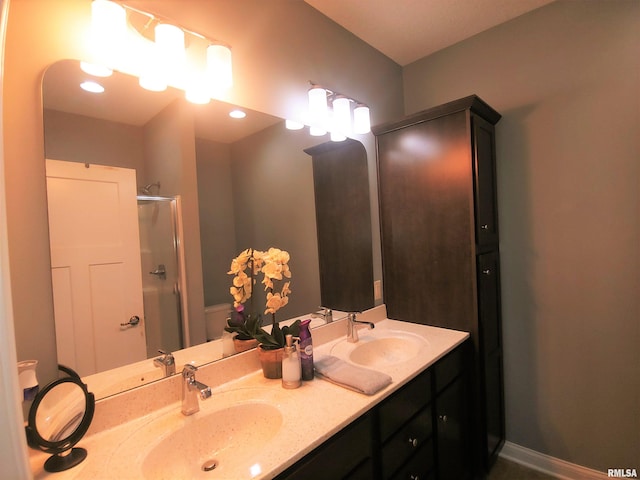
{"left": 489, "top": 457, "right": 559, "bottom": 480}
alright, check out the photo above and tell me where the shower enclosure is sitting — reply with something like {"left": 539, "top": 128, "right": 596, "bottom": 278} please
{"left": 137, "top": 195, "right": 187, "bottom": 358}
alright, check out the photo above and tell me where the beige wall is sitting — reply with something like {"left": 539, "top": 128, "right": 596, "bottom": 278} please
{"left": 2, "top": 0, "right": 401, "bottom": 389}
{"left": 403, "top": 0, "right": 640, "bottom": 470}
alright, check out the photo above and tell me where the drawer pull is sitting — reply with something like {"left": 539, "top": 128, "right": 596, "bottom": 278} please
{"left": 410, "top": 475, "right": 420, "bottom": 480}
{"left": 439, "top": 414, "right": 448, "bottom": 423}
{"left": 482, "top": 269, "right": 491, "bottom": 275}
{"left": 408, "top": 437, "right": 419, "bottom": 448}
{"left": 481, "top": 224, "right": 489, "bottom": 230}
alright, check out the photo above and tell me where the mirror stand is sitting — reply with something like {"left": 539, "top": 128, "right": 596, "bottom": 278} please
{"left": 43, "top": 447, "right": 87, "bottom": 473}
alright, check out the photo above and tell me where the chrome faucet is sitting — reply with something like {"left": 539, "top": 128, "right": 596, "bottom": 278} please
{"left": 153, "top": 350, "right": 176, "bottom": 377}
{"left": 311, "top": 307, "right": 333, "bottom": 324}
{"left": 346, "top": 312, "right": 375, "bottom": 343}
{"left": 181, "top": 364, "right": 211, "bottom": 416}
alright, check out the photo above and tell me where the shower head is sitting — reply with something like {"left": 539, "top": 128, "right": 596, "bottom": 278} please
{"left": 139, "top": 182, "right": 161, "bottom": 195}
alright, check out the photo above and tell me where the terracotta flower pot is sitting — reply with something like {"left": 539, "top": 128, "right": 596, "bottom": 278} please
{"left": 233, "top": 336, "right": 258, "bottom": 353}
{"left": 257, "top": 345, "right": 284, "bottom": 379}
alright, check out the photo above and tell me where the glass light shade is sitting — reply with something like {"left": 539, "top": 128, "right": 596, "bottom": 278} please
{"left": 80, "top": 61, "right": 112, "bottom": 77}
{"left": 308, "top": 86, "right": 328, "bottom": 129}
{"left": 139, "top": 72, "right": 167, "bottom": 92}
{"left": 90, "top": 0, "right": 126, "bottom": 67}
{"left": 353, "top": 104, "right": 371, "bottom": 134}
{"left": 285, "top": 119, "right": 304, "bottom": 130}
{"left": 185, "top": 80, "right": 211, "bottom": 104}
{"left": 91, "top": 0, "right": 126, "bottom": 36}
{"left": 309, "top": 126, "right": 327, "bottom": 136}
{"left": 207, "top": 44, "right": 233, "bottom": 93}
{"left": 332, "top": 96, "right": 352, "bottom": 136}
{"left": 330, "top": 131, "right": 347, "bottom": 142}
{"left": 155, "top": 24, "right": 185, "bottom": 60}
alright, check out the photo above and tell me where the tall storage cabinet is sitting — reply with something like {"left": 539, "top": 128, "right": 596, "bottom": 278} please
{"left": 373, "top": 95, "right": 505, "bottom": 476}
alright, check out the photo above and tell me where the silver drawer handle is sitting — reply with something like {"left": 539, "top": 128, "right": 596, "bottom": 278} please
{"left": 410, "top": 475, "right": 420, "bottom": 480}
{"left": 439, "top": 414, "right": 448, "bottom": 423}
{"left": 482, "top": 269, "right": 491, "bottom": 275}
{"left": 408, "top": 437, "right": 418, "bottom": 448}
{"left": 481, "top": 224, "right": 489, "bottom": 230}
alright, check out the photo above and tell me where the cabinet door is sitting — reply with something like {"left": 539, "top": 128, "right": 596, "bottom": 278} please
{"left": 435, "top": 378, "right": 471, "bottom": 480}
{"left": 376, "top": 112, "right": 476, "bottom": 331}
{"left": 472, "top": 115, "right": 499, "bottom": 248}
{"left": 477, "top": 252, "right": 502, "bottom": 355}
{"left": 276, "top": 414, "right": 373, "bottom": 480}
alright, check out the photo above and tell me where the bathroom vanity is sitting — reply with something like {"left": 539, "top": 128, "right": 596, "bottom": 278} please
{"left": 27, "top": 308, "right": 470, "bottom": 480}
{"left": 277, "top": 339, "right": 471, "bottom": 480}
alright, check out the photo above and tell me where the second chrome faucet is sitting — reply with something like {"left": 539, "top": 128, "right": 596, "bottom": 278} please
{"left": 181, "top": 364, "right": 211, "bottom": 416}
{"left": 347, "top": 312, "right": 375, "bottom": 343}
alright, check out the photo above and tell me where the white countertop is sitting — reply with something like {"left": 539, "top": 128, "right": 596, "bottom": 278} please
{"left": 29, "top": 308, "right": 468, "bottom": 480}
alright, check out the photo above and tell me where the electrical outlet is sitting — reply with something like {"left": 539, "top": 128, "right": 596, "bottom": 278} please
{"left": 374, "top": 280, "right": 382, "bottom": 300}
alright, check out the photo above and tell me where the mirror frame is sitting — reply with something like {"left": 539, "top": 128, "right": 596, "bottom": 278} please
{"left": 26, "top": 369, "right": 95, "bottom": 472}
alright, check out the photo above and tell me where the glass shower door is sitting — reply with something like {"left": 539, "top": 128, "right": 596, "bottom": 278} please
{"left": 137, "top": 196, "right": 183, "bottom": 357}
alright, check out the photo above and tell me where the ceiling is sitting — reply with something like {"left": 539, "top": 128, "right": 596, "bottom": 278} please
{"left": 304, "top": 0, "right": 556, "bottom": 66}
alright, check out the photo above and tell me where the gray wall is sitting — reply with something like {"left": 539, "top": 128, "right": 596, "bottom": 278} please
{"left": 403, "top": 0, "right": 639, "bottom": 470}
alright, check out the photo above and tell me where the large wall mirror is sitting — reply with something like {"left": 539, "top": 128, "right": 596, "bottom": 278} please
{"left": 41, "top": 59, "right": 340, "bottom": 399}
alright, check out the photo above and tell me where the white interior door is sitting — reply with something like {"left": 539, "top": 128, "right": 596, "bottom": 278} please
{"left": 46, "top": 159, "right": 146, "bottom": 376}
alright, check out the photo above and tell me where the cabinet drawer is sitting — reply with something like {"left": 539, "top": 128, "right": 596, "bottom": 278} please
{"left": 379, "top": 370, "right": 431, "bottom": 441}
{"left": 382, "top": 406, "right": 433, "bottom": 479}
{"left": 435, "top": 345, "right": 465, "bottom": 393}
{"left": 390, "top": 438, "right": 435, "bottom": 480}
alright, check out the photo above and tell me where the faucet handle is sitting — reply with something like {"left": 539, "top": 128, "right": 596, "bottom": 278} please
{"left": 182, "top": 364, "right": 197, "bottom": 377}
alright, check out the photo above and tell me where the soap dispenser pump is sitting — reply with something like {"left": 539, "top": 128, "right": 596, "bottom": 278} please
{"left": 282, "top": 334, "right": 301, "bottom": 389}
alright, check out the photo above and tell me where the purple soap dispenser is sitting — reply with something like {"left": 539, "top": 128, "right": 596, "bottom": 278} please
{"left": 299, "top": 319, "right": 314, "bottom": 380}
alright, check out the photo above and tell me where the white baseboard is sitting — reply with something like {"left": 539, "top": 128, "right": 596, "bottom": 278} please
{"left": 499, "top": 441, "right": 609, "bottom": 480}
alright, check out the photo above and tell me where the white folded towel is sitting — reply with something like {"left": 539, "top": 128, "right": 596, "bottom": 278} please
{"left": 314, "top": 355, "right": 392, "bottom": 395}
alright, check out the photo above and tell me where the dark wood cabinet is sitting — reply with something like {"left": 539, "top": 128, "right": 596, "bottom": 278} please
{"left": 275, "top": 413, "right": 373, "bottom": 480}
{"left": 373, "top": 95, "right": 505, "bottom": 475}
{"left": 276, "top": 342, "right": 470, "bottom": 480}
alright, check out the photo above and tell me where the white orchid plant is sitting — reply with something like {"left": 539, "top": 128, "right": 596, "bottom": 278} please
{"left": 227, "top": 247, "right": 299, "bottom": 349}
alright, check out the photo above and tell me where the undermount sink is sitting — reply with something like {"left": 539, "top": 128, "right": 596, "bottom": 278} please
{"left": 330, "top": 329, "right": 429, "bottom": 368}
{"left": 109, "top": 388, "right": 285, "bottom": 479}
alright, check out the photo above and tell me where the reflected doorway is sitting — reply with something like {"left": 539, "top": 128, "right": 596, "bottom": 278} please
{"left": 137, "top": 195, "right": 187, "bottom": 357}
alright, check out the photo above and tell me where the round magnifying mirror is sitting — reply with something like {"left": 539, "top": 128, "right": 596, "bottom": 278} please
{"left": 26, "top": 372, "right": 95, "bottom": 472}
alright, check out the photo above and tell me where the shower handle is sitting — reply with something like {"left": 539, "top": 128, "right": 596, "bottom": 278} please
{"left": 149, "top": 264, "right": 167, "bottom": 280}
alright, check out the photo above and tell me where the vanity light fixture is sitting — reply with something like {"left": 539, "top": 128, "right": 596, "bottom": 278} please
{"left": 88, "top": 0, "right": 233, "bottom": 103}
{"left": 296, "top": 83, "right": 371, "bottom": 141}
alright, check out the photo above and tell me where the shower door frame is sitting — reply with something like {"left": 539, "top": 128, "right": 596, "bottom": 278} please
{"left": 137, "top": 195, "right": 190, "bottom": 350}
